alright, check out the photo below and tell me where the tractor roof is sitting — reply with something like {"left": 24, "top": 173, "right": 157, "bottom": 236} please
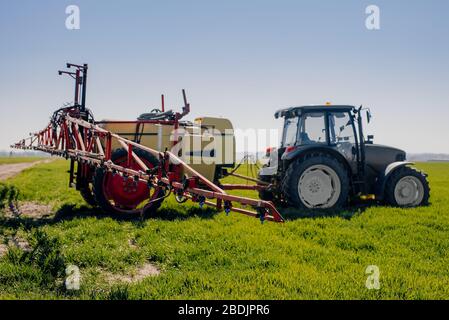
{"left": 274, "top": 105, "right": 356, "bottom": 118}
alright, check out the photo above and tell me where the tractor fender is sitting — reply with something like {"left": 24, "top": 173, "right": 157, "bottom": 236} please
{"left": 281, "top": 145, "right": 353, "bottom": 174}
{"left": 376, "top": 161, "right": 414, "bottom": 199}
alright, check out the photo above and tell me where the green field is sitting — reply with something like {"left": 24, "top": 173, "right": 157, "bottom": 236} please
{"left": 0, "top": 157, "right": 45, "bottom": 165}
{"left": 1, "top": 160, "right": 449, "bottom": 299}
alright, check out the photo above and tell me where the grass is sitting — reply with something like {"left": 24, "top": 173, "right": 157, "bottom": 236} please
{"left": 0, "top": 160, "right": 448, "bottom": 299}
{"left": 0, "top": 157, "right": 45, "bottom": 165}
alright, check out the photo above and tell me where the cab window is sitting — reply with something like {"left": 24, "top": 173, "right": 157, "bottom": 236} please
{"left": 282, "top": 117, "right": 298, "bottom": 147}
{"left": 328, "top": 112, "right": 355, "bottom": 144}
{"left": 298, "top": 112, "right": 326, "bottom": 144}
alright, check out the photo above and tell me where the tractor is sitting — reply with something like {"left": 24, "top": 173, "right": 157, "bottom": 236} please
{"left": 258, "top": 104, "right": 430, "bottom": 210}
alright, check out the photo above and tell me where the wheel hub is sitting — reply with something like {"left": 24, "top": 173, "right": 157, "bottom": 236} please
{"left": 103, "top": 156, "right": 153, "bottom": 209}
{"left": 400, "top": 186, "right": 411, "bottom": 197}
{"left": 308, "top": 179, "right": 321, "bottom": 193}
{"left": 394, "top": 176, "right": 424, "bottom": 206}
{"left": 298, "top": 165, "right": 341, "bottom": 208}
{"left": 106, "top": 174, "right": 150, "bottom": 208}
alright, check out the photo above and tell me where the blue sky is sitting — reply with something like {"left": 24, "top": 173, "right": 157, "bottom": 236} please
{"left": 1, "top": 0, "right": 448, "bottom": 153}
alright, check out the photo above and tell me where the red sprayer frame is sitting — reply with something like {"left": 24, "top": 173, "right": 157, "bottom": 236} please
{"left": 12, "top": 63, "right": 284, "bottom": 223}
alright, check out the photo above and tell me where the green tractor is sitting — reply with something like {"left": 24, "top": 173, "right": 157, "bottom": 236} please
{"left": 259, "top": 105, "right": 430, "bottom": 210}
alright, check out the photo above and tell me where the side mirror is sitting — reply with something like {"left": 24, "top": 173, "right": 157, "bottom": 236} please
{"left": 366, "top": 110, "right": 372, "bottom": 123}
{"left": 366, "top": 135, "right": 374, "bottom": 144}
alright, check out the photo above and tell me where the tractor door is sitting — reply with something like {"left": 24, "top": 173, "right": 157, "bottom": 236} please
{"left": 327, "top": 111, "right": 359, "bottom": 173}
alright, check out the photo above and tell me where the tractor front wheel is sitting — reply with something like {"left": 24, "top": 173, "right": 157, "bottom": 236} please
{"left": 93, "top": 149, "right": 165, "bottom": 217}
{"left": 385, "top": 166, "right": 429, "bottom": 207}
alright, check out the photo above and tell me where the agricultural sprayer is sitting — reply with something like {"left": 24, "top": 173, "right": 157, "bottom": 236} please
{"left": 12, "top": 63, "right": 284, "bottom": 222}
{"left": 12, "top": 63, "right": 429, "bottom": 223}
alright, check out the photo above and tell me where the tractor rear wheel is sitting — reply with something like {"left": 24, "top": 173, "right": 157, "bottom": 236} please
{"left": 93, "top": 149, "right": 165, "bottom": 217}
{"left": 385, "top": 166, "right": 429, "bottom": 207}
{"left": 281, "top": 153, "right": 349, "bottom": 210}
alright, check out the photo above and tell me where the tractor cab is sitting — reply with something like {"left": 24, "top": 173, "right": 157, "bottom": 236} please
{"left": 273, "top": 105, "right": 361, "bottom": 173}
{"left": 278, "top": 105, "right": 358, "bottom": 146}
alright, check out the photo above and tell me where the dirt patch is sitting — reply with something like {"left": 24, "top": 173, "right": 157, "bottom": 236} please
{"left": 17, "top": 202, "right": 53, "bottom": 219}
{"left": 105, "top": 262, "right": 160, "bottom": 284}
{"left": 8, "top": 235, "right": 32, "bottom": 252}
{"left": 0, "top": 235, "right": 31, "bottom": 257}
{"left": 0, "top": 244, "right": 8, "bottom": 257}
{"left": 0, "top": 159, "right": 54, "bottom": 181}
{"left": 4, "top": 201, "right": 53, "bottom": 219}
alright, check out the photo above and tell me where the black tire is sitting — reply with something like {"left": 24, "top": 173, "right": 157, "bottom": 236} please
{"left": 79, "top": 185, "right": 97, "bottom": 207}
{"left": 93, "top": 149, "right": 165, "bottom": 217}
{"left": 281, "top": 153, "right": 349, "bottom": 211}
{"left": 77, "top": 163, "right": 97, "bottom": 207}
{"left": 257, "top": 174, "right": 274, "bottom": 201}
{"left": 384, "top": 166, "right": 430, "bottom": 207}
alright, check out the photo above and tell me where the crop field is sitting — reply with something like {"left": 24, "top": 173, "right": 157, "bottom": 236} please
{"left": 0, "top": 159, "right": 448, "bottom": 299}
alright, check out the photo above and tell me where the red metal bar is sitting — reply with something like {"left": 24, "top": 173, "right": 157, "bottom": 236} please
{"left": 84, "top": 127, "right": 88, "bottom": 150}
{"left": 95, "top": 120, "right": 175, "bottom": 125}
{"left": 62, "top": 120, "right": 70, "bottom": 150}
{"left": 166, "top": 151, "right": 225, "bottom": 194}
{"left": 72, "top": 123, "right": 85, "bottom": 151}
{"left": 221, "top": 184, "right": 266, "bottom": 191}
{"left": 127, "top": 143, "right": 133, "bottom": 167}
{"left": 105, "top": 133, "right": 112, "bottom": 160}
{"left": 229, "top": 172, "right": 269, "bottom": 185}
{"left": 170, "top": 181, "right": 283, "bottom": 222}
{"left": 86, "top": 132, "right": 94, "bottom": 152}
